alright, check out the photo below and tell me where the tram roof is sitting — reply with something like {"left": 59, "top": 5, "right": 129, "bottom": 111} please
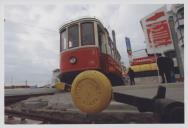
{"left": 59, "top": 17, "right": 105, "bottom": 32}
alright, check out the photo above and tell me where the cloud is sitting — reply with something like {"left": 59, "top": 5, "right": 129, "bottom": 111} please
{"left": 4, "top": 4, "right": 163, "bottom": 86}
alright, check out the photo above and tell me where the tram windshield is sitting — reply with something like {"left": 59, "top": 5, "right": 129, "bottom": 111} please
{"left": 60, "top": 29, "right": 67, "bottom": 51}
{"left": 60, "top": 21, "right": 96, "bottom": 51}
{"left": 81, "top": 22, "right": 95, "bottom": 45}
{"left": 68, "top": 24, "right": 79, "bottom": 48}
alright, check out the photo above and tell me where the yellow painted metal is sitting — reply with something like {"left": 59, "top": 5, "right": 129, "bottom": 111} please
{"left": 131, "top": 63, "right": 158, "bottom": 72}
{"left": 71, "top": 70, "right": 112, "bottom": 113}
{"left": 54, "top": 82, "right": 65, "bottom": 90}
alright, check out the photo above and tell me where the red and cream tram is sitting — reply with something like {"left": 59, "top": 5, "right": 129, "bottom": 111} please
{"left": 59, "top": 17, "right": 124, "bottom": 85}
{"left": 58, "top": 17, "right": 124, "bottom": 113}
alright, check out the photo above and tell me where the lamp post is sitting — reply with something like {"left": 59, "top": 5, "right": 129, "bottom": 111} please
{"left": 168, "top": 16, "right": 184, "bottom": 80}
{"left": 149, "top": 32, "right": 161, "bottom": 83}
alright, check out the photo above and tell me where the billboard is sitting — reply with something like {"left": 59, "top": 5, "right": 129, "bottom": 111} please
{"left": 131, "top": 56, "right": 157, "bottom": 66}
{"left": 140, "top": 6, "right": 173, "bottom": 51}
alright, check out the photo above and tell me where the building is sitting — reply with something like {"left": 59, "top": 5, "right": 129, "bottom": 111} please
{"left": 171, "top": 4, "right": 184, "bottom": 64}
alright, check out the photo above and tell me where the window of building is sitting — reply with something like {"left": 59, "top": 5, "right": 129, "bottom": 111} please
{"left": 60, "top": 29, "right": 67, "bottom": 51}
{"left": 81, "top": 22, "right": 95, "bottom": 45}
{"left": 164, "top": 50, "right": 176, "bottom": 58}
{"left": 177, "top": 8, "right": 184, "bottom": 19}
{"left": 68, "top": 24, "right": 79, "bottom": 48}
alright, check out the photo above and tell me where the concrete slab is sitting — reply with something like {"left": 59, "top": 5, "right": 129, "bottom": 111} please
{"left": 5, "top": 88, "right": 59, "bottom": 97}
{"left": 113, "top": 83, "right": 184, "bottom": 102}
{"left": 5, "top": 115, "right": 42, "bottom": 124}
{"left": 8, "top": 83, "right": 184, "bottom": 112}
{"left": 10, "top": 92, "right": 138, "bottom": 112}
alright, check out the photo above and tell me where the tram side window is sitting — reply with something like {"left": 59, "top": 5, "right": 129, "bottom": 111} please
{"left": 81, "top": 22, "right": 95, "bottom": 45}
{"left": 111, "top": 49, "right": 115, "bottom": 59}
{"left": 60, "top": 29, "right": 67, "bottom": 51}
{"left": 106, "top": 41, "right": 111, "bottom": 56}
{"left": 106, "top": 37, "right": 112, "bottom": 56}
{"left": 68, "top": 24, "right": 79, "bottom": 48}
{"left": 98, "top": 25, "right": 106, "bottom": 53}
{"left": 109, "top": 39, "right": 115, "bottom": 59}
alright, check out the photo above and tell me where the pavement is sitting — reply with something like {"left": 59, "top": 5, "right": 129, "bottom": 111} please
{"left": 7, "top": 82, "right": 184, "bottom": 112}
{"left": 5, "top": 88, "right": 59, "bottom": 97}
{"left": 5, "top": 83, "right": 184, "bottom": 124}
{"left": 5, "top": 115, "right": 42, "bottom": 124}
{"left": 5, "top": 82, "right": 184, "bottom": 124}
{"left": 113, "top": 82, "right": 184, "bottom": 102}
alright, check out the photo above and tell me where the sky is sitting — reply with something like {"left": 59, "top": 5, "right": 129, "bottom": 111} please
{"left": 4, "top": 4, "right": 164, "bottom": 86}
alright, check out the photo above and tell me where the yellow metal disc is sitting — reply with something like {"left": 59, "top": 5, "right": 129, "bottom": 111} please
{"left": 71, "top": 70, "right": 112, "bottom": 113}
{"left": 55, "top": 82, "right": 65, "bottom": 90}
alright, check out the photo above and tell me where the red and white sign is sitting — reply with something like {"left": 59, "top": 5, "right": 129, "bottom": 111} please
{"left": 141, "top": 6, "right": 173, "bottom": 48}
{"left": 131, "top": 56, "right": 156, "bottom": 66}
{"left": 147, "top": 20, "right": 172, "bottom": 47}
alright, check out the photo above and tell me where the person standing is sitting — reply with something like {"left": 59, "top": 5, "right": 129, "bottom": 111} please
{"left": 128, "top": 68, "right": 135, "bottom": 85}
{"left": 157, "top": 54, "right": 166, "bottom": 83}
{"left": 169, "top": 58, "right": 176, "bottom": 83}
{"left": 163, "top": 57, "right": 172, "bottom": 83}
{"left": 164, "top": 55, "right": 176, "bottom": 83}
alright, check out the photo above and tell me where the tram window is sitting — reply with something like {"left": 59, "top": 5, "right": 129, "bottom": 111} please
{"left": 60, "top": 29, "right": 67, "bottom": 51}
{"left": 98, "top": 25, "right": 106, "bottom": 53}
{"left": 106, "top": 41, "right": 111, "bottom": 56}
{"left": 81, "top": 22, "right": 95, "bottom": 45}
{"left": 108, "top": 37, "right": 115, "bottom": 58}
{"left": 68, "top": 24, "right": 79, "bottom": 48}
{"left": 112, "top": 50, "right": 114, "bottom": 59}
{"left": 108, "top": 37, "right": 113, "bottom": 56}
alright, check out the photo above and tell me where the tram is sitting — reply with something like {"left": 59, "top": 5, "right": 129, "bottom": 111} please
{"left": 59, "top": 17, "right": 124, "bottom": 85}
{"left": 58, "top": 17, "right": 124, "bottom": 113}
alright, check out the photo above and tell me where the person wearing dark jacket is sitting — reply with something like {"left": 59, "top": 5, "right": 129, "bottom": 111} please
{"left": 168, "top": 57, "right": 176, "bottom": 82}
{"left": 128, "top": 68, "right": 135, "bottom": 85}
{"left": 164, "top": 56, "right": 175, "bottom": 83}
{"left": 157, "top": 54, "right": 175, "bottom": 83}
{"left": 157, "top": 55, "right": 166, "bottom": 83}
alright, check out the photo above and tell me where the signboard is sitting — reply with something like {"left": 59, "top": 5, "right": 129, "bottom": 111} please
{"left": 131, "top": 56, "right": 157, "bottom": 66}
{"left": 125, "top": 37, "right": 132, "bottom": 56}
{"left": 141, "top": 6, "right": 173, "bottom": 49}
{"left": 146, "top": 20, "right": 172, "bottom": 47}
{"left": 131, "top": 63, "right": 158, "bottom": 72}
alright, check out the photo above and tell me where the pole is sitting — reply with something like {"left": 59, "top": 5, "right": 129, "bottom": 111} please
{"left": 150, "top": 32, "right": 160, "bottom": 83}
{"left": 168, "top": 16, "right": 184, "bottom": 79}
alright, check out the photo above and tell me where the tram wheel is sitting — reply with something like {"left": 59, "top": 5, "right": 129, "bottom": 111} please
{"left": 71, "top": 70, "right": 112, "bottom": 113}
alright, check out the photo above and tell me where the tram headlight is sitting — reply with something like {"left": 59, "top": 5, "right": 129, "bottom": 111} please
{"left": 69, "top": 57, "right": 77, "bottom": 64}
